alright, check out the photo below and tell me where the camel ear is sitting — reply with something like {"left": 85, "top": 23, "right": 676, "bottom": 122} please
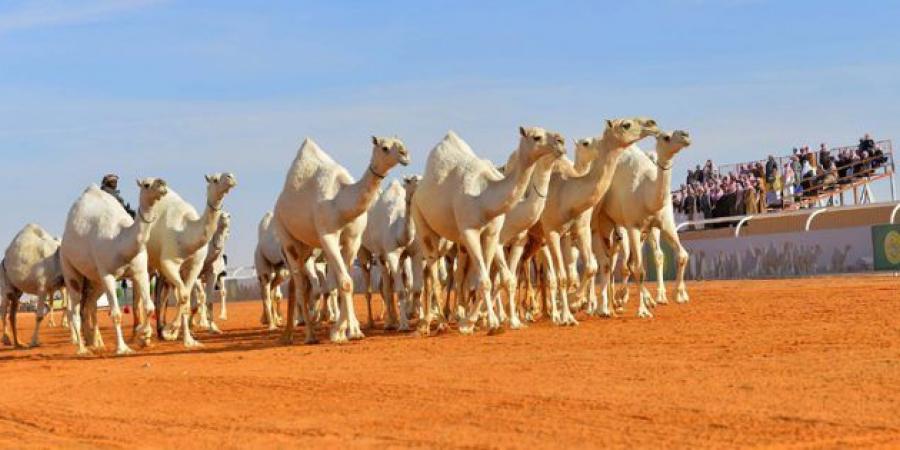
{"left": 136, "top": 179, "right": 142, "bottom": 188}
{"left": 519, "top": 126, "right": 527, "bottom": 137}
{"left": 371, "top": 136, "right": 379, "bottom": 146}
{"left": 606, "top": 119, "right": 613, "bottom": 129}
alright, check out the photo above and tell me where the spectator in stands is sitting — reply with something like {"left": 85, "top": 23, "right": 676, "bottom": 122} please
{"left": 818, "top": 143, "right": 830, "bottom": 172}
{"left": 698, "top": 185, "right": 712, "bottom": 220}
{"left": 873, "top": 144, "right": 885, "bottom": 168}
{"left": 859, "top": 133, "right": 875, "bottom": 155}
{"left": 765, "top": 155, "right": 777, "bottom": 191}
{"left": 783, "top": 162, "right": 796, "bottom": 204}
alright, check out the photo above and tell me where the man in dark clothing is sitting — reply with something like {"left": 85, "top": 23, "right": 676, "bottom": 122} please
{"left": 101, "top": 174, "right": 136, "bottom": 218}
{"left": 859, "top": 134, "right": 875, "bottom": 155}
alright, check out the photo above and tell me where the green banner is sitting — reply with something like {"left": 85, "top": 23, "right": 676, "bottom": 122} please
{"left": 871, "top": 224, "right": 900, "bottom": 270}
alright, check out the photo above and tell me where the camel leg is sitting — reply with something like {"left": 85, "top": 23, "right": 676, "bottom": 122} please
{"left": 159, "top": 261, "right": 201, "bottom": 348}
{"left": 218, "top": 277, "right": 228, "bottom": 321}
{"left": 537, "top": 244, "right": 561, "bottom": 324}
{"left": 592, "top": 229, "right": 614, "bottom": 318}
{"left": 46, "top": 294, "right": 57, "bottom": 327}
{"left": 100, "top": 275, "right": 133, "bottom": 355}
{"left": 260, "top": 274, "right": 279, "bottom": 331}
{"left": 60, "top": 288, "right": 70, "bottom": 329}
{"left": 384, "top": 252, "right": 405, "bottom": 331}
{"left": 130, "top": 271, "right": 154, "bottom": 347}
{"left": 28, "top": 294, "right": 50, "bottom": 347}
{"left": 80, "top": 291, "right": 105, "bottom": 351}
{"left": 318, "top": 233, "right": 353, "bottom": 343}
{"left": 358, "top": 251, "right": 375, "bottom": 329}
{"left": 573, "top": 222, "right": 598, "bottom": 312}
{"left": 452, "top": 252, "right": 468, "bottom": 323}
{"left": 66, "top": 283, "right": 88, "bottom": 354}
{"left": 389, "top": 253, "right": 411, "bottom": 332}
{"left": 548, "top": 231, "right": 578, "bottom": 326}
{"left": 339, "top": 234, "right": 366, "bottom": 340}
{"left": 496, "top": 247, "right": 522, "bottom": 330}
{"left": 8, "top": 298, "right": 25, "bottom": 349}
{"left": 628, "top": 228, "right": 653, "bottom": 319}
{"left": 458, "top": 229, "right": 499, "bottom": 335}
{"left": 658, "top": 220, "right": 690, "bottom": 304}
{"left": 200, "top": 275, "right": 222, "bottom": 334}
{"left": 647, "top": 228, "right": 669, "bottom": 305}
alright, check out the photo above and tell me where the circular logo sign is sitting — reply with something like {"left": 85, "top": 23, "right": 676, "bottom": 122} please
{"left": 885, "top": 230, "right": 900, "bottom": 265}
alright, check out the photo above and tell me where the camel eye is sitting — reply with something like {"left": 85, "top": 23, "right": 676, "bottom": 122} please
{"left": 664, "top": 135, "right": 671, "bottom": 142}
{"left": 143, "top": 183, "right": 150, "bottom": 188}
{"left": 533, "top": 135, "right": 542, "bottom": 142}
{"left": 382, "top": 146, "right": 389, "bottom": 152}
{"left": 622, "top": 122, "right": 631, "bottom": 130}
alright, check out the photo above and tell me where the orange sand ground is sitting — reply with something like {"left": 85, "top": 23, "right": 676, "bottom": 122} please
{"left": 0, "top": 276, "right": 898, "bottom": 449}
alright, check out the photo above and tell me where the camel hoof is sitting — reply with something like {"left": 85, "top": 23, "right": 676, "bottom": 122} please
{"left": 75, "top": 348, "right": 93, "bottom": 356}
{"left": 458, "top": 323, "right": 475, "bottom": 335}
{"left": 184, "top": 340, "right": 204, "bottom": 349}
{"left": 508, "top": 321, "right": 526, "bottom": 330}
{"left": 487, "top": 326, "right": 505, "bottom": 336}
{"left": 1, "top": 335, "right": 11, "bottom": 346}
{"left": 417, "top": 323, "right": 431, "bottom": 337}
{"left": 637, "top": 309, "right": 654, "bottom": 319}
{"left": 208, "top": 323, "right": 222, "bottom": 334}
{"left": 161, "top": 329, "right": 179, "bottom": 342}
{"left": 116, "top": 346, "right": 135, "bottom": 356}
{"left": 330, "top": 329, "right": 349, "bottom": 344}
{"left": 397, "top": 323, "right": 411, "bottom": 332}
{"left": 279, "top": 334, "right": 295, "bottom": 346}
{"left": 267, "top": 324, "right": 278, "bottom": 331}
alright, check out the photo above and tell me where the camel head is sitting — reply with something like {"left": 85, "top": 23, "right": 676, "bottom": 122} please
{"left": 135, "top": 177, "right": 169, "bottom": 220}
{"left": 205, "top": 173, "right": 237, "bottom": 210}
{"left": 655, "top": 130, "right": 692, "bottom": 161}
{"left": 518, "top": 126, "right": 566, "bottom": 165}
{"left": 370, "top": 136, "right": 410, "bottom": 177}
{"left": 602, "top": 118, "right": 645, "bottom": 149}
{"left": 402, "top": 175, "right": 422, "bottom": 205}
{"left": 634, "top": 117, "right": 661, "bottom": 138}
{"left": 551, "top": 155, "right": 588, "bottom": 179}
{"left": 218, "top": 211, "right": 232, "bottom": 232}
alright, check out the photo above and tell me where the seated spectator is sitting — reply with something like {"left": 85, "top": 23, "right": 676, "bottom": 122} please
{"left": 859, "top": 133, "right": 875, "bottom": 155}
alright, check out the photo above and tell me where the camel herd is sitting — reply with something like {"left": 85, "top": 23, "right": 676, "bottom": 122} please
{"left": 0, "top": 117, "right": 692, "bottom": 355}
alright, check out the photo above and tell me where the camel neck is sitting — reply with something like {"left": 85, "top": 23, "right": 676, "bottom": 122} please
{"left": 183, "top": 201, "right": 223, "bottom": 255}
{"left": 478, "top": 144, "right": 536, "bottom": 221}
{"left": 116, "top": 205, "right": 155, "bottom": 263}
{"left": 564, "top": 138, "right": 625, "bottom": 216}
{"left": 334, "top": 162, "right": 383, "bottom": 222}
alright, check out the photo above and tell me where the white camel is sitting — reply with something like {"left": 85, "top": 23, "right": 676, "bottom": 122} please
{"left": 487, "top": 150, "right": 578, "bottom": 329}
{"left": 273, "top": 136, "right": 410, "bottom": 344}
{"left": 359, "top": 175, "right": 419, "bottom": 331}
{"left": 527, "top": 118, "right": 651, "bottom": 326}
{"left": 60, "top": 179, "right": 168, "bottom": 355}
{"left": 0, "top": 224, "right": 68, "bottom": 348}
{"left": 254, "top": 211, "right": 290, "bottom": 329}
{"left": 411, "top": 127, "right": 565, "bottom": 335}
{"left": 191, "top": 211, "right": 231, "bottom": 332}
{"left": 148, "top": 173, "right": 236, "bottom": 348}
{"left": 592, "top": 130, "right": 692, "bottom": 318}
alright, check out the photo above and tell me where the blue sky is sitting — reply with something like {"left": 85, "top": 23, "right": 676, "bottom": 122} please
{"left": 1, "top": 0, "right": 899, "bottom": 266}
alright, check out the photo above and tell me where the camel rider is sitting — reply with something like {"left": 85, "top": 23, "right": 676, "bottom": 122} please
{"left": 101, "top": 174, "right": 136, "bottom": 218}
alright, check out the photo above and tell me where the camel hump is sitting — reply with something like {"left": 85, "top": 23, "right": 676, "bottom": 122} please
{"left": 296, "top": 137, "right": 337, "bottom": 167}
{"left": 258, "top": 211, "right": 274, "bottom": 235}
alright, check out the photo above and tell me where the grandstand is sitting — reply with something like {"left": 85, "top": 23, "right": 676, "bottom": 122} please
{"left": 674, "top": 137, "right": 895, "bottom": 227}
